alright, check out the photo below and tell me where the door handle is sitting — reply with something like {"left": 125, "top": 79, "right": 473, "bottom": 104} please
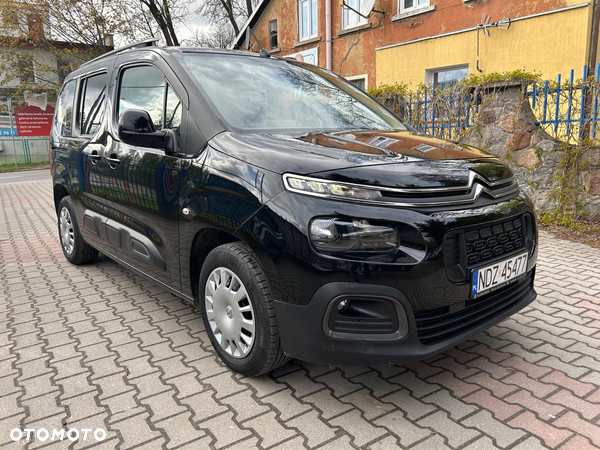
{"left": 106, "top": 154, "right": 121, "bottom": 167}
{"left": 89, "top": 150, "right": 101, "bottom": 164}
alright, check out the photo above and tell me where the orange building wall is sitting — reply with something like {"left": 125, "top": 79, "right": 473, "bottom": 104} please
{"left": 247, "top": 0, "right": 587, "bottom": 88}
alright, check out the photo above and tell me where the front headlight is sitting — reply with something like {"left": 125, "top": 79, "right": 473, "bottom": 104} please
{"left": 310, "top": 218, "right": 399, "bottom": 254}
{"left": 283, "top": 174, "right": 382, "bottom": 200}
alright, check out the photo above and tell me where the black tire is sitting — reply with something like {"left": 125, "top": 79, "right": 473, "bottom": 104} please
{"left": 199, "top": 242, "right": 290, "bottom": 377}
{"left": 57, "top": 196, "right": 99, "bottom": 265}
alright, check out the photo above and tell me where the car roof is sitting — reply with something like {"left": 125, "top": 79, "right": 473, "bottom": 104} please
{"left": 66, "top": 40, "right": 266, "bottom": 83}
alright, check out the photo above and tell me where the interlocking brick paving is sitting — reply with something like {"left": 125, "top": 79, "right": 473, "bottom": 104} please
{"left": 1, "top": 173, "right": 599, "bottom": 449}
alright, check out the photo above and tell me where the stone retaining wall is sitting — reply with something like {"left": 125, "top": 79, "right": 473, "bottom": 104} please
{"left": 460, "top": 84, "right": 600, "bottom": 219}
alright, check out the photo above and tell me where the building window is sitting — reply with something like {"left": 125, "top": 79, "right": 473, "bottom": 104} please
{"left": 427, "top": 65, "right": 468, "bottom": 89}
{"left": 269, "top": 20, "right": 278, "bottom": 49}
{"left": 19, "top": 56, "right": 35, "bottom": 83}
{"left": 347, "top": 75, "right": 368, "bottom": 91}
{"left": 298, "top": 0, "right": 317, "bottom": 41}
{"left": 399, "top": 0, "right": 429, "bottom": 14}
{"left": 343, "top": 0, "right": 367, "bottom": 29}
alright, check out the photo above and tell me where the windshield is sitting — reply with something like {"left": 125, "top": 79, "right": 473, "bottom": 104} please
{"left": 181, "top": 53, "right": 407, "bottom": 132}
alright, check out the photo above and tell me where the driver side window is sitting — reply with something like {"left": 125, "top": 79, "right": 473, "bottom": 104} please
{"left": 118, "top": 65, "right": 182, "bottom": 136}
{"left": 118, "top": 66, "right": 165, "bottom": 129}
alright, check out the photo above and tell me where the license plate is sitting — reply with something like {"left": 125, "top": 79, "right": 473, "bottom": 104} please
{"left": 472, "top": 252, "right": 528, "bottom": 297}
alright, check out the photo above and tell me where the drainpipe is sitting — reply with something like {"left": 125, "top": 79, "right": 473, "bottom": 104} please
{"left": 589, "top": 0, "right": 600, "bottom": 75}
{"left": 583, "top": 0, "right": 600, "bottom": 139}
{"left": 326, "top": 0, "right": 332, "bottom": 70}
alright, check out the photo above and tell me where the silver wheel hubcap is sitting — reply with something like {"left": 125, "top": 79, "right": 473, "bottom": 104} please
{"left": 205, "top": 267, "right": 255, "bottom": 358}
{"left": 59, "top": 207, "right": 75, "bottom": 255}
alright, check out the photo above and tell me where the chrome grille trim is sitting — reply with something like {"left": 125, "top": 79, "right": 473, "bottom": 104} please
{"left": 284, "top": 171, "right": 519, "bottom": 207}
{"left": 377, "top": 183, "right": 519, "bottom": 207}
{"left": 376, "top": 170, "right": 515, "bottom": 194}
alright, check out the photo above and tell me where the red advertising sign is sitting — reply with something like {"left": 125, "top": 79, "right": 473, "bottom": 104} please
{"left": 14, "top": 103, "right": 55, "bottom": 136}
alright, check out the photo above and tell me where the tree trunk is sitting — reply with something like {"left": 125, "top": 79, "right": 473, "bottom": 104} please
{"left": 162, "top": 0, "right": 180, "bottom": 45}
{"left": 140, "top": 0, "right": 175, "bottom": 45}
{"left": 218, "top": 0, "right": 239, "bottom": 35}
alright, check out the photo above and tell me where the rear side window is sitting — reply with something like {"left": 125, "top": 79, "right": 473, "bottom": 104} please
{"left": 79, "top": 73, "right": 108, "bottom": 135}
{"left": 118, "top": 66, "right": 166, "bottom": 129}
{"left": 54, "top": 80, "right": 75, "bottom": 137}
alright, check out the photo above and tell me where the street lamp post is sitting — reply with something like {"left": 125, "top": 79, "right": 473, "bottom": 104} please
{"left": 7, "top": 97, "right": 18, "bottom": 169}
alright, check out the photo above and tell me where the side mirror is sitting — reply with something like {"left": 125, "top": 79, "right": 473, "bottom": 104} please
{"left": 118, "top": 108, "right": 178, "bottom": 153}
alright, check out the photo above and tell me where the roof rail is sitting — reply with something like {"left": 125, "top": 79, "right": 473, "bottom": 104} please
{"left": 80, "top": 38, "right": 160, "bottom": 68}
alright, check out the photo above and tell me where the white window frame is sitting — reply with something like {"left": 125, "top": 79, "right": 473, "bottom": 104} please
{"left": 342, "top": 0, "right": 367, "bottom": 30}
{"left": 269, "top": 19, "right": 278, "bottom": 49}
{"left": 425, "top": 64, "right": 468, "bottom": 88}
{"left": 399, "top": 0, "right": 430, "bottom": 15}
{"left": 346, "top": 74, "right": 368, "bottom": 90}
{"left": 298, "top": 0, "right": 318, "bottom": 41}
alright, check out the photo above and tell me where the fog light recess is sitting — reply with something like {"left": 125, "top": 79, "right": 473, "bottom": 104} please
{"left": 328, "top": 297, "right": 399, "bottom": 334}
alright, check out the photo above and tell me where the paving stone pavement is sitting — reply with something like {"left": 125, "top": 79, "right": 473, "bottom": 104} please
{"left": 1, "top": 176, "right": 600, "bottom": 450}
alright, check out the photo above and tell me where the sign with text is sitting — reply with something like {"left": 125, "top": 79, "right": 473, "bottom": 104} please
{"left": 0, "top": 98, "right": 17, "bottom": 136}
{"left": 14, "top": 103, "right": 55, "bottom": 136}
{"left": 0, "top": 129, "right": 17, "bottom": 137}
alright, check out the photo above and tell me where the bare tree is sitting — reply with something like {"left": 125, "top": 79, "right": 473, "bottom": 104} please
{"left": 0, "top": 0, "right": 211, "bottom": 98}
{"left": 198, "top": 0, "right": 258, "bottom": 36}
{"left": 185, "top": 22, "right": 236, "bottom": 49}
{"left": 138, "top": 0, "right": 184, "bottom": 46}
{"left": 0, "top": 0, "right": 146, "bottom": 97}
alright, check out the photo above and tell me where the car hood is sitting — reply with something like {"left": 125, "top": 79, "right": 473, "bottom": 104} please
{"left": 209, "top": 130, "right": 513, "bottom": 189}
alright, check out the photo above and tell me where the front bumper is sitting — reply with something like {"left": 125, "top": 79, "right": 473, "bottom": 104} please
{"left": 274, "top": 270, "right": 536, "bottom": 366}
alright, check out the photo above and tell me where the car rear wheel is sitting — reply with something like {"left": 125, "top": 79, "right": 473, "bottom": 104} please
{"left": 199, "top": 243, "right": 289, "bottom": 376}
{"left": 58, "top": 196, "right": 99, "bottom": 265}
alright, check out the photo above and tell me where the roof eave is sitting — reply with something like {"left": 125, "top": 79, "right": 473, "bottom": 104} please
{"left": 232, "top": 0, "right": 271, "bottom": 49}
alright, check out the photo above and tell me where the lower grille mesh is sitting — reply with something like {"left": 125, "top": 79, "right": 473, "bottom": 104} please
{"left": 414, "top": 270, "right": 534, "bottom": 346}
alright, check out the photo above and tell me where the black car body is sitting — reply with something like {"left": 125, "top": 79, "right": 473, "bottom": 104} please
{"left": 51, "top": 41, "right": 537, "bottom": 376}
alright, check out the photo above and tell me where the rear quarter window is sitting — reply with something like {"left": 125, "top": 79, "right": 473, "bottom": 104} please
{"left": 79, "top": 73, "right": 108, "bottom": 135}
{"left": 54, "top": 80, "right": 76, "bottom": 137}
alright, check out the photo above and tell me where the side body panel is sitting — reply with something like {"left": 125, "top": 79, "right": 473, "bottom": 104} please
{"left": 98, "top": 54, "right": 189, "bottom": 291}
{"left": 51, "top": 70, "right": 117, "bottom": 257}
{"left": 179, "top": 147, "right": 265, "bottom": 299}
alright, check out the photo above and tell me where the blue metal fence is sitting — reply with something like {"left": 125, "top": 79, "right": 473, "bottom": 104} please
{"left": 389, "top": 66, "right": 600, "bottom": 142}
{"left": 393, "top": 84, "right": 480, "bottom": 141}
{"left": 527, "top": 64, "right": 600, "bottom": 141}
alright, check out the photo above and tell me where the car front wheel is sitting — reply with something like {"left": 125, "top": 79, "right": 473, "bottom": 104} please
{"left": 199, "top": 243, "right": 289, "bottom": 376}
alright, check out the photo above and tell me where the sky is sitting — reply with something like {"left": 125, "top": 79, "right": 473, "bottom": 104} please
{"left": 177, "top": 14, "right": 212, "bottom": 42}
